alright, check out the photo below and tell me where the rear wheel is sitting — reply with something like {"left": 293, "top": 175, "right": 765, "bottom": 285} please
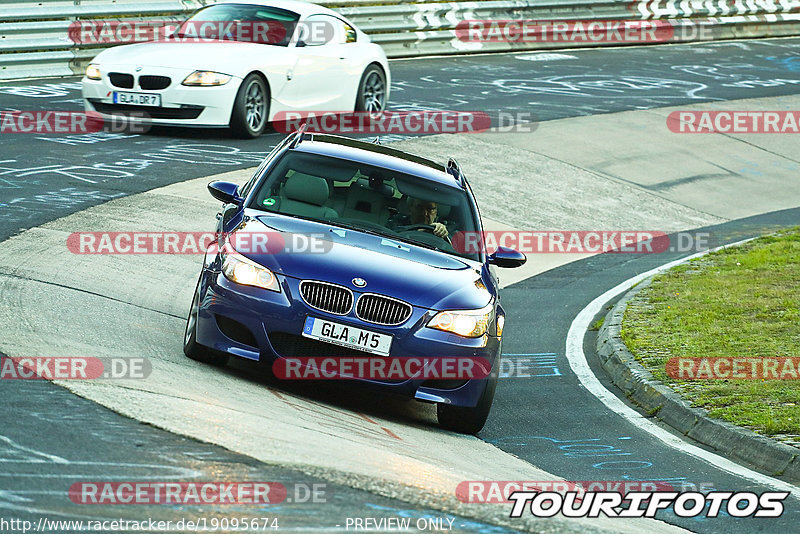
{"left": 437, "top": 367, "right": 497, "bottom": 434}
{"left": 230, "top": 74, "right": 269, "bottom": 138}
{"left": 183, "top": 276, "right": 230, "bottom": 367}
{"left": 355, "top": 65, "right": 386, "bottom": 114}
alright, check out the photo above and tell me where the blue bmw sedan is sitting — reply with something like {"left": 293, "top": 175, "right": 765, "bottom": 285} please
{"left": 183, "top": 129, "right": 526, "bottom": 433}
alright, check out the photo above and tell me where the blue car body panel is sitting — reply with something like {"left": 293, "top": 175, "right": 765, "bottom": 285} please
{"left": 193, "top": 133, "right": 505, "bottom": 408}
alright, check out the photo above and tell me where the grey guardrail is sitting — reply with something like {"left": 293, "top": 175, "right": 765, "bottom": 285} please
{"left": 1, "top": 0, "right": 799, "bottom": 79}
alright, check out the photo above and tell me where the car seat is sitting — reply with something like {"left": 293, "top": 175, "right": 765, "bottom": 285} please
{"left": 341, "top": 177, "right": 393, "bottom": 224}
{"left": 278, "top": 173, "right": 338, "bottom": 220}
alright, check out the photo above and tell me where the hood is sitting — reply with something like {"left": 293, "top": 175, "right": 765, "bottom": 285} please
{"left": 94, "top": 41, "right": 291, "bottom": 72}
{"left": 231, "top": 214, "right": 490, "bottom": 311}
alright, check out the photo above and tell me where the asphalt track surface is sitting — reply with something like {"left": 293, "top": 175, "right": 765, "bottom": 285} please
{"left": 1, "top": 37, "right": 800, "bottom": 532}
{"left": 1, "top": 379, "right": 515, "bottom": 533}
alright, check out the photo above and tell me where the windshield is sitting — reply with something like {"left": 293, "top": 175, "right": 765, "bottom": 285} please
{"left": 175, "top": 4, "right": 300, "bottom": 46}
{"left": 248, "top": 151, "right": 481, "bottom": 261}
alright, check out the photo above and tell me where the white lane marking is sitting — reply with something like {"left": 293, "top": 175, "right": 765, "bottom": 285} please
{"left": 0, "top": 435, "right": 69, "bottom": 464}
{"left": 565, "top": 239, "right": 800, "bottom": 498}
{"left": 0, "top": 490, "right": 32, "bottom": 502}
{"left": 0, "top": 461, "right": 201, "bottom": 478}
{"left": 516, "top": 53, "right": 578, "bottom": 61}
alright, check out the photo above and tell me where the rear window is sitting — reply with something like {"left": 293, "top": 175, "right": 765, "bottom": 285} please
{"left": 176, "top": 4, "right": 300, "bottom": 46}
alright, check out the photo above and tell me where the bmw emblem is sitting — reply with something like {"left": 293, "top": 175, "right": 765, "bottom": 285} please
{"left": 352, "top": 278, "right": 367, "bottom": 288}
{"left": 135, "top": 67, "right": 143, "bottom": 72}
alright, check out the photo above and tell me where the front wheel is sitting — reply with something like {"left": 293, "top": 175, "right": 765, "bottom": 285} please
{"left": 230, "top": 74, "right": 269, "bottom": 138}
{"left": 355, "top": 65, "right": 386, "bottom": 114}
{"left": 184, "top": 276, "right": 230, "bottom": 367}
{"left": 436, "top": 373, "right": 497, "bottom": 434}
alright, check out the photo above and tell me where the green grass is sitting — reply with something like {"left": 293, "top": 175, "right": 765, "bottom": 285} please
{"left": 621, "top": 228, "right": 800, "bottom": 440}
{"left": 589, "top": 317, "right": 605, "bottom": 331}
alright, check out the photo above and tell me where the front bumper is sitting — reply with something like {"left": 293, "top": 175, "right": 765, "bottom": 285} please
{"left": 195, "top": 267, "right": 501, "bottom": 408}
{"left": 81, "top": 65, "right": 242, "bottom": 127}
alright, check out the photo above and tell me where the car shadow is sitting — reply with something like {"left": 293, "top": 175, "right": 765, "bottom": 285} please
{"left": 221, "top": 355, "right": 441, "bottom": 431}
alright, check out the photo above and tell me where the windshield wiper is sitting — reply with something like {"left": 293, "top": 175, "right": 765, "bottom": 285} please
{"left": 328, "top": 221, "right": 398, "bottom": 241}
{"left": 328, "top": 222, "right": 446, "bottom": 253}
{"left": 253, "top": 212, "right": 455, "bottom": 255}
{"left": 388, "top": 235, "right": 449, "bottom": 253}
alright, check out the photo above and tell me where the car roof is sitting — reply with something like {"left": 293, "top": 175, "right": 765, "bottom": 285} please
{"left": 290, "top": 134, "right": 462, "bottom": 188}
{"left": 216, "top": 0, "right": 341, "bottom": 18}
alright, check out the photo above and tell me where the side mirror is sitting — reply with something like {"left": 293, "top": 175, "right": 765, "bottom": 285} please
{"left": 208, "top": 181, "right": 241, "bottom": 204}
{"left": 488, "top": 246, "right": 527, "bottom": 268}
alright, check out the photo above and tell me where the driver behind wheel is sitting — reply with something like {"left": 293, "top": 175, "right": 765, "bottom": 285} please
{"left": 391, "top": 198, "right": 449, "bottom": 239}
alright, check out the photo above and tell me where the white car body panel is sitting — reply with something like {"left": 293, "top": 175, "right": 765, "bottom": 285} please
{"left": 81, "top": 0, "right": 390, "bottom": 128}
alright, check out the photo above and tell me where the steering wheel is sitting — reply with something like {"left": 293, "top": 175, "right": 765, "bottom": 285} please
{"left": 402, "top": 224, "right": 435, "bottom": 232}
{"left": 399, "top": 224, "right": 452, "bottom": 245}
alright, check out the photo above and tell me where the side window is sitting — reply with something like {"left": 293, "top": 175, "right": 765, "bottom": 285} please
{"left": 300, "top": 14, "right": 345, "bottom": 46}
{"left": 344, "top": 22, "right": 357, "bottom": 44}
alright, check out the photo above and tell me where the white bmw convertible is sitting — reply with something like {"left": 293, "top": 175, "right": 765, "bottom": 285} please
{"left": 81, "top": 0, "right": 390, "bottom": 137}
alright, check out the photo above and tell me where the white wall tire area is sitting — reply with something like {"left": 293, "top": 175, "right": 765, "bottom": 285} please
{"left": 230, "top": 73, "right": 270, "bottom": 138}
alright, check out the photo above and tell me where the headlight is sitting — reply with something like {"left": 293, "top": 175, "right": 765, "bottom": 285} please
{"left": 86, "top": 64, "right": 101, "bottom": 80}
{"left": 428, "top": 303, "right": 492, "bottom": 338}
{"left": 182, "top": 71, "right": 232, "bottom": 86}
{"left": 221, "top": 252, "right": 280, "bottom": 292}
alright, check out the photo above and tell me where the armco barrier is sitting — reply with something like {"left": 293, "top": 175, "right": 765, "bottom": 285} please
{"left": 1, "top": 0, "right": 799, "bottom": 80}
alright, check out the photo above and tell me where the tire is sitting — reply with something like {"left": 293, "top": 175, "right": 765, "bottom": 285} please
{"left": 183, "top": 276, "right": 230, "bottom": 367}
{"left": 354, "top": 65, "right": 387, "bottom": 114}
{"left": 437, "top": 364, "right": 498, "bottom": 435}
{"left": 230, "top": 73, "right": 269, "bottom": 138}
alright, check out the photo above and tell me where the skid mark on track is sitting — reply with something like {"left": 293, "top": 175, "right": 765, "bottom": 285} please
{"left": 269, "top": 389, "right": 404, "bottom": 442}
